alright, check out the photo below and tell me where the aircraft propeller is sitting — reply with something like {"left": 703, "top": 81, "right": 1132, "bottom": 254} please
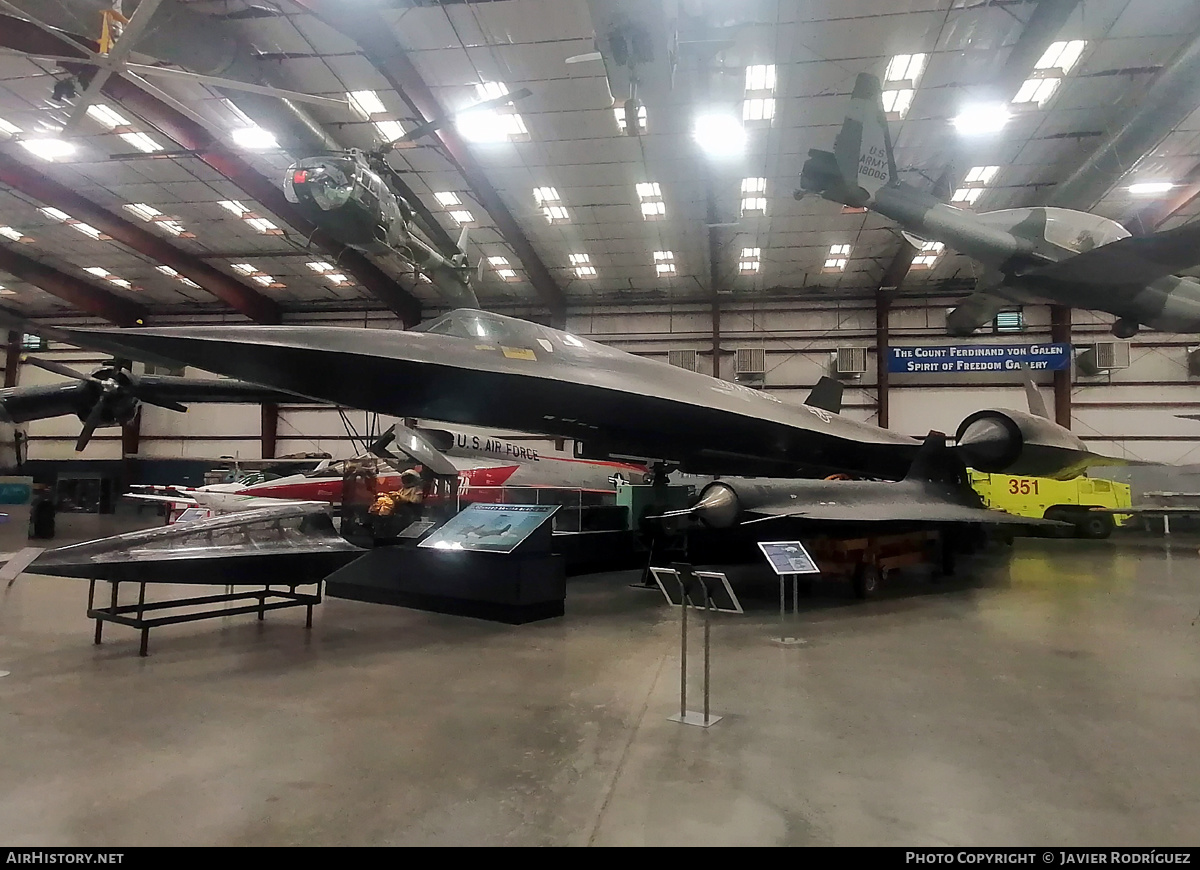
{"left": 22, "top": 356, "right": 188, "bottom": 451}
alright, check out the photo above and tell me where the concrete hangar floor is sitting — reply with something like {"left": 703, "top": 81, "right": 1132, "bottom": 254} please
{"left": 0, "top": 526, "right": 1197, "bottom": 847}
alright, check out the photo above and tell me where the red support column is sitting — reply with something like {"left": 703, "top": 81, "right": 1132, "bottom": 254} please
{"left": 261, "top": 402, "right": 279, "bottom": 460}
{"left": 1051, "top": 305, "right": 1072, "bottom": 429}
{"left": 4, "top": 331, "right": 20, "bottom": 388}
{"left": 876, "top": 289, "right": 892, "bottom": 428}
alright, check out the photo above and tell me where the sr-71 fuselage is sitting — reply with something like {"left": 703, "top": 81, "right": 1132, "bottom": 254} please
{"left": 42, "top": 308, "right": 1115, "bottom": 483}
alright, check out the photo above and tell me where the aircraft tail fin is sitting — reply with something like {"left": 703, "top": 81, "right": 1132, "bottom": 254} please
{"left": 799, "top": 73, "right": 897, "bottom": 207}
{"left": 836, "top": 73, "right": 897, "bottom": 202}
{"left": 804, "top": 376, "right": 844, "bottom": 414}
{"left": 1020, "top": 366, "right": 1051, "bottom": 419}
{"left": 904, "top": 431, "right": 969, "bottom": 487}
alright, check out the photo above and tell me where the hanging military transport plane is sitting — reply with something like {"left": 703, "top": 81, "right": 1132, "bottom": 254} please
{"left": 21, "top": 308, "right": 1126, "bottom": 484}
{"left": 798, "top": 73, "right": 1200, "bottom": 338}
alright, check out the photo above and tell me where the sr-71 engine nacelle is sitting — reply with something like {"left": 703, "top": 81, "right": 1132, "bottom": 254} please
{"left": 955, "top": 409, "right": 1099, "bottom": 480}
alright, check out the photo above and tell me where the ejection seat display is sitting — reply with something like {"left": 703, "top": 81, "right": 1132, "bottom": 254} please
{"left": 419, "top": 503, "right": 559, "bottom": 553}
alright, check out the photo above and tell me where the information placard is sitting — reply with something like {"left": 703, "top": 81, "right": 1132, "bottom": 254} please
{"left": 418, "top": 503, "right": 558, "bottom": 553}
{"left": 757, "top": 541, "right": 820, "bottom": 576}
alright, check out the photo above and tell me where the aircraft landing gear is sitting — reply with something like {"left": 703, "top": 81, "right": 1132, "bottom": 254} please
{"left": 1112, "top": 318, "right": 1139, "bottom": 339}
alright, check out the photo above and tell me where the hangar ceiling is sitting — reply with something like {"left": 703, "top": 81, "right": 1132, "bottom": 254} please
{"left": 0, "top": 0, "right": 1197, "bottom": 322}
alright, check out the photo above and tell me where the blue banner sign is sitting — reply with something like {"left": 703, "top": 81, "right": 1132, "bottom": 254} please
{"left": 889, "top": 343, "right": 1071, "bottom": 373}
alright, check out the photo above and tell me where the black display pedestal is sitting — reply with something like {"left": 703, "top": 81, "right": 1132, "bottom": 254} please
{"left": 325, "top": 523, "right": 565, "bottom": 624}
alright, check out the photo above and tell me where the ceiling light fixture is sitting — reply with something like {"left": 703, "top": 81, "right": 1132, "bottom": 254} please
{"left": 952, "top": 104, "right": 1010, "bottom": 135}
{"left": 693, "top": 114, "right": 747, "bottom": 158}
{"left": 19, "top": 138, "right": 75, "bottom": 161}
{"left": 434, "top": 192, "right": 462, "bottom": 207}
{"left": 1129, "top": 181, "right": 1175, "bottom": 195}
{"left": 156, "top": 265, "right": 200, "bottom": 288}
{"left": 0, "top": 226, "right": 29, "bottom": 242}
{"left": 231, "top": 125, "right": 278, "bottom": 150}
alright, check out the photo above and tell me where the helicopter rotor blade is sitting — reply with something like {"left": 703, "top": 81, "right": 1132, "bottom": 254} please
{"left": 379, "top": 87, "right": 533, "bottom": 151}
{"left": 122, "top": 64, "right": 349, "bottom": 109}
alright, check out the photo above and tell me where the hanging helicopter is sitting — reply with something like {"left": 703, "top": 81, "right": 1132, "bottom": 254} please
{"left": 283, "top": 88, "right": 532, "bottom": 309}
{"left": 0, "top": 1, "right": 530, "bottom": 309}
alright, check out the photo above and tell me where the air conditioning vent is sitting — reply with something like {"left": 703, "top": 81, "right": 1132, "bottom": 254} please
{"left": 735, "top": 347, "right": 766, "bottom": 376}
{"left": 667, "top": 349, "right": 698, "bottom": 372}
{"left": 1077, "top": 341, "right": 1129, "bottom": 375}
{"left": 834, "top": 346, "right": 868, "bottom": 378}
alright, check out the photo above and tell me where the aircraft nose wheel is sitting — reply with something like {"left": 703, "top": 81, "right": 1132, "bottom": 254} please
{"left": 1112, "top": 319, "right": 1139, "bottom": 339}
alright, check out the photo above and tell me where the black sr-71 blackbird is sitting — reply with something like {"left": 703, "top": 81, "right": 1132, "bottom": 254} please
{"left": 19, "top": 308, "right": 1125, "bottom": 483}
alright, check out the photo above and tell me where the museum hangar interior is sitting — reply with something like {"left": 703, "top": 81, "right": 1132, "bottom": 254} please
{"left": 0, "top": 0, "right": 1198, "bottom": 849}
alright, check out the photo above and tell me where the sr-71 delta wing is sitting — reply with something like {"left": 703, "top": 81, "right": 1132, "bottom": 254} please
{"left": 26, "top": 308, "right": 1130, "bottom": 483}
{"left": 799, "top": 73, "right": 1200, "bottom": 339}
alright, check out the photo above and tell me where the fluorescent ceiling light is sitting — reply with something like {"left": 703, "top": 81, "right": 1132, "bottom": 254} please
{"left": 457, "top": 81, "right": 528, "bottom": 143}
{"left": 741, "top": 196, "right": 766, "bottom": 216}
{"left": 693, "top": 114, "right": 746, "bottom": 158}
{"left": 245, "top": 217, "right": 281, "bottom": 234}
{"left": 745, "top": 64, "right": 776, "bottom": 92}
{"left": 1036, "top": 40, "right": 1087, "bottom": 74}
{"left": 951, "top": 103, "right": 1010, "bottom": 135}
{"left": 654, "top": 251, "right": 676, "bottom": 276}
{"left": 739, "top": 247, "right": 761, "bottom": 275}
{"left": 307, "top": 261, "right": 334, "bottom": 273}
{"left": 741, "top": 177, "right": 766, "bottom": 194}
{"left": 1012, "top": 77, "right": 1060, "bottom": 107}
{"left": 614, "top": 104, "right": 647, "bottom": 133}
{"left": 230, "top": 263, "right": 257, "bottom": 275}
{"left": 963, "top": 165, "right": 999, "bottom": 185}
{"left": 19, "top": 138, "right": 75, "bottom": 160}
{"left": 39, "top": 207, "right": 71, "bottom": 222}
{"left": 533, "top": 187, "right": 560, "bottom": 204}
{"left": 70, "top": 223, "right": 103, "bottom": 239}
{"left": 119, "top": 131, "right": 162, "bottom": 153}
{"left": 449, "top": 210, "right": 475, "bottom": 225}
{"left": 823, "top": 258, "right": 848, "bottom": 271}
{"left": 489, "top": 257, "right": 516, "bottom": 280}
{"left": 434, "top": 192, "right": 461, "bottom": 207}
{"left": 640, "top": 201, "right": 666, "bottom": 218}
{"left": 569, "top": 253, "right": 590, "bottom": 265}
{"left": 251, "top": 275, "right": 275, "bottom": 286}
{"left": 574, "top": 265, "right": 597, "bottom": 279}
{"left": 881, "top": 88, "right": 914, "bottom": 118}
{"left": 1129, "top": 181, "right": 1175, "bottom": 195}
{"left": 124, "top": 203, "right": 161, "bottom": 221}
{"left": 0, "top": 117, "right": 21, "bottom": 136}
{"left": 86, "top": 104, "right": 130, "bottom": 129}
{"left": 0, "top": 226, "right": 26, "bottom": 242}
{"left": 488, "top": 256, "right": 509, "bottom": 266}
{"left": 84, "top": 266, "right": 131, "bottom": 288}
{"left": 218, "top": 200, "right": 250, "bottom": 217}
{"left": 156, "top": 265, "right": 200, "bottom": 288}
{"left": 231, "top": 126, "right": 278, "bottom": 150}
{"left": 951, "top": 187, "right": 983, "bottom": 204}
{"left": 543, "top": 204, "right": 569, "bottom": 223}
{"left": 635, "top": 182, "right": 661, "bottom": 198}
{"left": 828, "top": 243, "right": 851, "bottom": 256}
{"left": 347, "top": 90, "right": 387, "bottom": 117}
{"left": 743, "top": 98, "right": 775, "bottom": 122}
{"left": 885, "top": 53, "right": 926, "bottom": 84}
{"left": 495, "top": 269, "right": 517, "bottom": 280}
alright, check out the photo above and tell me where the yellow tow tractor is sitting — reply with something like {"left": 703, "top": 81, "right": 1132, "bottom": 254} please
{"left": 969, "top": 472, "right": 1133, "bottom": 539}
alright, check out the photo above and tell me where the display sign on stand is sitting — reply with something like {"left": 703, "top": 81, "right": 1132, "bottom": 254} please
{"left": 419, "top": 503, "right": 559, "bottom": 554}
{"left": 757, "top": 541, "right": 820, "bottom": 646}
{"left": 649, "top": 563, "right": 743, "bottom": 728}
